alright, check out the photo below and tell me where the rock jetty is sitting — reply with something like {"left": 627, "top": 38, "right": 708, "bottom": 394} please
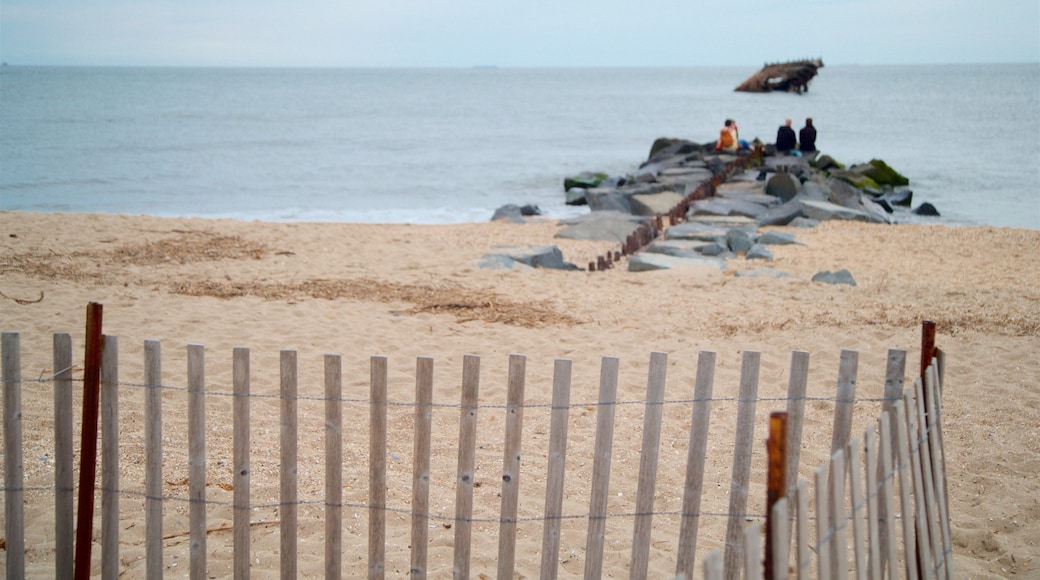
{"left": 488, "top": 135, "right": 938, "bottom": 274}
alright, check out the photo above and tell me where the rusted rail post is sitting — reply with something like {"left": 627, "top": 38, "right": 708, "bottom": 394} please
{"left": 74, "top": 302, "right": 103, "bottom": 580}
{"left": 765, "top": 412, "right": 788, "bottom": 580}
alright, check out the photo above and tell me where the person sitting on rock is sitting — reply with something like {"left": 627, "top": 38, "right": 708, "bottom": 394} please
{"left": 776, "top": 118, "right": 797, "bottom": 153}
{"left": 799, "top": 118, "right": 817, "bottom": 153}
{"left": 715, "top": 119, "right": 739, "bottom": 152}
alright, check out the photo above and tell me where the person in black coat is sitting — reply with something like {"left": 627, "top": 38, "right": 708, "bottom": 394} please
{"left": 799, "top": 118, "right": 817, "bottom": 152}
{"left": 775, "top": 118, "right": 797, "bottom": 153}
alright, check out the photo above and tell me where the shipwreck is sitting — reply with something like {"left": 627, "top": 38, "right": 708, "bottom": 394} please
{"left": 735, "top": 59, "right": 823, "bottom": 94}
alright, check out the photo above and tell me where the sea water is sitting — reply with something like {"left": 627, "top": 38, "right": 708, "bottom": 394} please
{"left": 2, "top": 64, "right": 1037, "bottom": 228}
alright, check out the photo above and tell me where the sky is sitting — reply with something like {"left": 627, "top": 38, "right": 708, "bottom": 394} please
{"left": 1, "top": 0, "right": 1038, "bottom": 67}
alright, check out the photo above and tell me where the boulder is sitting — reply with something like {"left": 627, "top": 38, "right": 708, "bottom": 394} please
{"left": 726, "top": 229, "right": 755, "bottom": 253}
{"left": 913, "top": 202, "right": 941, "bottom": 216}
{"left": 491, "top": 204, "right": 542, "bottom": 222}
{"left": 585, "top": 189, "right": 633, "bottom": 213}
{"left": 564, "top": 171, "right": 609, "bottom": 191}
{"left": 746, "top": 244, "right": 774, "bottom": 260}
{"left": 555, "top": 213, "right": 646, "bottom": 242}
{"left": 630, "top": 190, "right": 684, "bottom": 216}
{"left": 689, "top": 197, "right": 768, "bottom": 219}
{"left": 736, "top": 268, "right": 791, "bottom": 278}
{"left": 799, "top": 199, "right": 889, "bottom": 224}
{"left": 756, "top": 231, "right": 802, "bottom": 246}
{"left": 627, "top": 252, "right": 725, "bottom": 273}
{"left": 855, "top": 159, "right": 909, "bottom": 187}
{"left": 645, "top": 239, "right": 709, "bottom": 258}
{"left": 812, "top": 269, "right": 857, "bottom": 286}
{"left": 765, "top": 173, "right": 800, "bottom": 202}
{"left": 756, "top": 202, "right": 807, "bottom": 227}
{"left": 480, "top": 245, "right": 579, "bottom": 270}
{"left": 665, "top": 222, "right": 732, "bottom": 242}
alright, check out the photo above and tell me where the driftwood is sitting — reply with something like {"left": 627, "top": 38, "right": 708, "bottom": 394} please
{"left": 735, "top": 59, "right": 823, "bottom": 94}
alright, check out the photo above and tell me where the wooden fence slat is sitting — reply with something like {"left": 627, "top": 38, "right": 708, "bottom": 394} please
{"left": 144, "top": 340, "right": 163, "bottom": 579}
{"left": 903, "top": 389, "right": 933, "bottom": 578}
{"left": 795, "top": 480, "right": 810, "bottom": 580}
{"left": 75, "top": 303, "right": 103, "bottom": 580}
{"left": 187, "top": 343, "right": 207, "bottom": 580}
{"left": 101, "top": 335, "right": 119, "bottom": 580}
{"left": 370, "top": 355, "right": 388, "bottom": 580}
{"left": 539, "top": 358, "right": 573, "bottom": 580}
{"left": 877, "top": 413, "right": 899, "bottom": 580}
{"left": 54, "top": 333, "right": 75, "bottom": 579}
{"left": 281, "top": 350, "right": 299, "bottom": 579}
{"left": 745, "top": 522, "right": 764, "bottom": 580}
{"left": 3, "top": 332, "right": 25, "bottom": 579}
{"left": 583, "top": 356, "right": 620, "bottom": 580}
{"left": 453, "top": 354, "right": 481, "bottom": 579}
{"left": 705, "top": 550, "right": 724, "bottom": 580}
{"left": 863, "top": 428, "right": 881, "bottom": 580}
{"left": 325, "top": 353, "right": 343, "bottom": 580}
{"left": 233, "top": 347, "right": 251, "bottom": 580}
{"left": 830, "top": 450, "right": 848, "bottom": 580}
{"left": 769, "top": 499, "right": 790, "bottom": 580}
{"left": 875, "top": 349, "right": 905, "bottom": 579}
{"left": 723, "top": 350, "right": 761, "bottom": 580}
{"left": 784, "top": 351, "right": 810, "bottom": 516}
{"left": 891, "top": 400, "right": 919, "bottom": 580}
{"left": 829, "top": 350, "right": 858, "bottom": 578}
{"left": 815, "top": 465, "right": 832, "bottom": 580}
{"left": 497, "top": 354, "right": 527, "bottom": 580}
{"left": 675, "top": 350, "right": 717, "bottom": 580}
{"left": 411, "top": 357, "right": 433, "bottom": 579}
{"left": 847, "top": 438, "right": 867, "bottom": 580}
{"left": 629, "top": 351, "right": 668, "bottom": 580}
{"left": 913, "top": 378, "right": 942, "bottom": 578}
{"left": 925, "top": 364, "right": 953, "bottom": 579}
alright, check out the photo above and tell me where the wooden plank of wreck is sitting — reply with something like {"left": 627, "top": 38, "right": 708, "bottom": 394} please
{"left": 369, "top": 355, "right": 388, "bottom": 580}
{"left": 539, "top": 358, "right": 573, "bottom": 579}
{"left": 411, "top": 357, "right": 433, "bottom": 578}
{"left": 453, "top": 354, "right": 481, "bottom": 579}
{"left": 188, "top": 343, "right": 207, "bottom": 580}
{"left": 234, "top": 347, "right": 251, "bottom": 580}
{"left": 3, "top": 332, "right": 25, "bottom": 579}
{"left": 629, "top": 351, "right": 668, "bottom": 580}
{"left": 101, "top": 336, "right": 119, "bottom": 580}
{"left": 723, "top": 350, "right": 761, "bottom": 580}
{"left": 55, "top": 333, "right": 75, "bottom": 579}
{"left": 675, "top": 350, "right": 717, "bottom": 580}
{"left": 497, "top": 354, "right": 527, "bottom": 579}
{"left": 325, "top": 353, "right": 343, "bottom": 580}
{"left": 583, "top": 356, "right": 620, "bottom": 580}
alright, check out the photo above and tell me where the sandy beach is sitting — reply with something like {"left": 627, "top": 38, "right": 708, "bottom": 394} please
{"left": 2, "top": 210, "right": 1038, "bottom": 578}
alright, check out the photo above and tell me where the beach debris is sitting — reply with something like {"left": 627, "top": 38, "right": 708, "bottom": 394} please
{"left": 735, "top": 59, "right": 824, "bottom": 93}
{"left": 811, "top": 269, "right": 857, "bottom": 286}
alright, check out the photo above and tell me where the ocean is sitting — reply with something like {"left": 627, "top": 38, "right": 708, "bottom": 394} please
{"left": 2, "top": 64, "right": 1038, "bottom": 229}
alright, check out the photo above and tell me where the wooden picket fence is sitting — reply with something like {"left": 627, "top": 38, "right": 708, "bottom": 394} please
{"left": 2, "top": 326, "right": 952, "bottom": 579}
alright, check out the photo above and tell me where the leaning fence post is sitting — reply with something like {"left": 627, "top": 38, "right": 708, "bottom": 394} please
{"left": 188, "top": 343, "right": 207, "bottom": 580}
{"left": 453, "top": 354, "right": 481, "bottom": 579}
{"left": 629, "top": 351, "right": 668, "bottom": 580}
{"left": 723, "top": 350, "right": 761, "bottom": 580}
{"left": 411, "top": 357, "right": 433, "bottom": 579}
{"left": 74, "top": 302, "right": 103, "bottom": 580}
{"left": 766, "top": 412, "right": 788, "bottom": 580}
{"left": 54, "top": 333, "right": 75, "bottom": 579}
{"left": 325, "top": 353, "right": 343, "bottom": 580}
{"left": 100, "top": 335, "right": 119, "bottom": 580}
{"left": 3, "top": 332, "right": 25, "bottom": 580}
{"left": 233, "top": 347, "right": 251, "bottom": 580}
{"left": 497, "top": 353, "right": 527, "bottom": 580}
{"left": 675, "top": 350, "right": 717, "bottom": 580}
{"left": 584, "top": 356, "right": 620, "bottom": 580}
{"left": 369, "top": 355, "right": 388, "bottom": 580}
{"left": 539, "top": 358, "right": 573, "bottom": 580}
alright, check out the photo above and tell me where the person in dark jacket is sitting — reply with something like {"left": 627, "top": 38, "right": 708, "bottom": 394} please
{"left": 799, "top": 118, "right": 817, "bottom": 152}
{"left": 775, "top": 118, "right": 797, "bottom": 153}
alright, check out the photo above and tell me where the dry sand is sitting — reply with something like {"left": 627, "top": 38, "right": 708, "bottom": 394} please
{"left": 1, "top": 210, "right": 1038, "bottom": 578}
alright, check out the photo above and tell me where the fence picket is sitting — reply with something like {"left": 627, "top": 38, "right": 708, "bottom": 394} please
{"left": 745, "top": 521, "right": 764, "bottom": 580}
{"left": 583, "top": 356, "right": 620, "bottom": 580}
{"left": 903, "top": 389, "right": 933, "bottom": 578}
{"left": 101, "top": 335, "right": 119, "bottom": 579}
{"left": 325, "top": 353, "right": 343, "bottom": 580}
{"left": 497, "top": 354, "right": 527, "bottom": 579}
{"left": 629, "top": 351, "right": 668, "bottom": 580}
{"left": 876, "top": 348, "right": 906, "bottom": 579}
{"left": 877, "top": 412, "right": 900, "bottom": 580}
{"left": 411, "top": 357, "right": 434, "bottom": 579}
{"left": 233, "top": 347, "right": 251, "bottom": 580}
{"left": 539, "top": 358, "right": 573, "bottom": 580}
{"left": 675, "top": 350, "right": 717, "bottom": 580}
{"left": 913, "top": 378, "right": 942, "bottom": 578}
{"left": 784, "top": 351, "right": 810, "bottom": 540}
{"left": 2, "top": 332, "right": 24, "bottom": 579}
{"left": 795, "top": 480, "right": 810, "bottom": 580}
{"left": 925, "top": 364, "right": 953, "bottom": 579}
{"left": 891, "top": 400, "right": 919, "bottom": 580}
{"left": 770, "top": 498, "right": 790, "bottom": 580}
{"left": 187, "top": 343, "right": 207, "bottom": 580}
{"left": 863, "top": 428, "right": 881, "bottom": 580}
{"left": 723, "top": 350, "right": 761, "bottom": 580}
{"left": 453, "top": 354, "right": 481, "bottom": 579}
{"left": 829, "top": 349, "right": 858, "bottom": 578}
{"left": 815, "top": 465, "right": 832, "bottom": 580}
{"left": 281, "top": 350, "right": 299, "bottom": 579}
{"left": 55, "top": 333, "right": 75, "bottom": 579}
{"left": 847, "top": 438, "right": 867, "bottom": 580}
{"left": 830, "top": 450, "right": 849, "bottom": 580}
{"left": 370, "top": 355, "right": 388, "bottom": 580}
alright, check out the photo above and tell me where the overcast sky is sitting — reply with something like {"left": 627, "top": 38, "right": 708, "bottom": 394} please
{"left": 1, "top": 0, "right": 1037, "bottom": 67}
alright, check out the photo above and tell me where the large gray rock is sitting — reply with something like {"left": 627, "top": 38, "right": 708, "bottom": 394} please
{"left": 726, "top": 229, "right": 755, "bottom": 253}
{"left": 630, "top": 190, "right": 684, "bottom": 216}
{"left": 812, "top": 269, "right": 857, "bottom": 286}
{"left": 690, "top": 197, "right": 768, "bottom": 219}
{"left": 491, "top": 204, "right": 542, "bottom": 222}
{"left": 664, "top": 222, "right": 733, "bottom": 242}
{"left": 585, "top": 189, "right": 633, "bottom": 213}
{"left": 480, "top": 245, "right": 579, "bottom": 270}
{"left": 644, "top": 239, "right": 705, "bottom": 258}
{"left": 756, "top": 202, "right": 807, "bottom": 227}
{"left": 765, "top": 173, "right": 800, "bottom": 202}
{"left": 745, "top": 244, "right": 774, "bottom": 260}
{"left": 555, "top": 213, "right": 646, "bottom": 242}
{"left": 798, "top": 199, "right": 889, "bottom": 224}
{"left": 627, "top": 253, "right": 725, "bottom": 273}
{"left": 756, "top": 231, "right": 802, "bottom": 245}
